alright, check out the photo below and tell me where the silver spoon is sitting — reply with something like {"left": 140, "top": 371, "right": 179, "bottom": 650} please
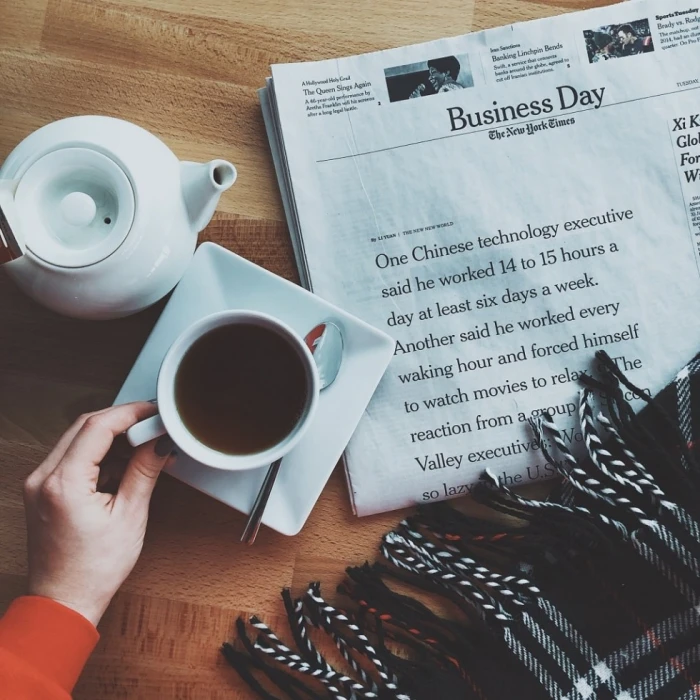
{"left": 240, "top": 320, "right": 344, "bottom": 545}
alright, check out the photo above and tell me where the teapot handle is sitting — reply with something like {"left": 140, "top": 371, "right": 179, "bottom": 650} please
{"left": 0, "top": 180, "right": 24, "bottom": 265}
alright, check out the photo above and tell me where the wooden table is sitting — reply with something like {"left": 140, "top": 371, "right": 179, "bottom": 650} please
{"left": 0, "top": 0, "right": 608, "bottom": 696}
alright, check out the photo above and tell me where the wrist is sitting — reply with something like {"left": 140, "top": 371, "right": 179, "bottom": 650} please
{"left": 27, "top": 584, "right": 109, "bottom": 627}
{"left": 47, "top": 597, "right": 107, "bottom": 628}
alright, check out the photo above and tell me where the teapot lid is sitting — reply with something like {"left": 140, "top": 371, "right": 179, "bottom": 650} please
{"left": 15, "top": 147, "right": 135, "bottom": 268}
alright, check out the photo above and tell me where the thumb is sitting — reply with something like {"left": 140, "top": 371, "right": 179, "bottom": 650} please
{"left": 117, "top": 435, "right": 174, "bottom": 509}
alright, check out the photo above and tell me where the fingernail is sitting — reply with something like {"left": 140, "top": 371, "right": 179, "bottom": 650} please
{"left": 155, "top": 435, "right": 175, "bottom": 457}
{"left": 147, "top": 398, "right": 158, "bottom": 405}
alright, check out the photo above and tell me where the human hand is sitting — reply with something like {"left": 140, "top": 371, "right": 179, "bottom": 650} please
{"left": 23, "top": 403, "right": 174, "bottom": 627}
{"left": 409, "top": 83, "right": 426, "bottom": 99}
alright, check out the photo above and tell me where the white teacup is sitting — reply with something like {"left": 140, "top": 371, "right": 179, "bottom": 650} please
{"left": 126, "top": 310, "right": 319, "bottom": 471}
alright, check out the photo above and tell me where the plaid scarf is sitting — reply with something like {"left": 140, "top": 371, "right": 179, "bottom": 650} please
{"left": 222, "top": 350, "right": 700, "bottom": 700}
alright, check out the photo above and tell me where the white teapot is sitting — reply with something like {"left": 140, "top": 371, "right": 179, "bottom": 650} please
{"left": 0, "top": 116, "right": 236, "bottom": 319}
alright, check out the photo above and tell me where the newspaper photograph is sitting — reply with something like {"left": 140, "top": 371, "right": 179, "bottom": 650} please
{"left": 260, "top": 0, "right": 700, "bottom": 516}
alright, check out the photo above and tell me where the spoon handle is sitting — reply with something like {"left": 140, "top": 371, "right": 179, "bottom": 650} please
{"left": 240, "top": 457, "right": 283, "bottom": 545}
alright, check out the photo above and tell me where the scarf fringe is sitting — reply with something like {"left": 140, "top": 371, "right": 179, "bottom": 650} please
{"left": 222, "top": 351, "right": 700, "bottom": 700}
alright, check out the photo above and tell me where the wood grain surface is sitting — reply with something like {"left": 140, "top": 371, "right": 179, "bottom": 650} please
{"left": 0, "top": 0, "right": 611, "bottom": 697}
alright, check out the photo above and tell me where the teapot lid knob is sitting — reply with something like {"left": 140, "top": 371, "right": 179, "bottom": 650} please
{"left": 59, "top": 192, "right": 97, "bottom": 227}
{"left": 14, "top": 147, "right": 135, "bottom": 268}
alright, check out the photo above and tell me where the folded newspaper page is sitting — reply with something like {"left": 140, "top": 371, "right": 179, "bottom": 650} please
{"left": 260, "top": 0, "right": 700, "bottom": 516}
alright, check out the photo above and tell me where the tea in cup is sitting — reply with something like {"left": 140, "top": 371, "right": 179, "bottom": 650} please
{"left": 126, "top": 310, "right": 319, "bottom": 470}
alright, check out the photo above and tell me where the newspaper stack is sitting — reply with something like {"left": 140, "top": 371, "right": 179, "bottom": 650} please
{"left": 260, "top": 0, "right": 700, "bottom": 517}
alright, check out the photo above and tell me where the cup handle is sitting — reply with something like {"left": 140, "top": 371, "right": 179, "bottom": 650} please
{"left": 126, "top": 414, "right": 167, "bottom": 447}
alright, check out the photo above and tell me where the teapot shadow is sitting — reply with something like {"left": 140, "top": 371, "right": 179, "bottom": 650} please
{"left": 0, "top": 270, "right": 165, "bottom": 444}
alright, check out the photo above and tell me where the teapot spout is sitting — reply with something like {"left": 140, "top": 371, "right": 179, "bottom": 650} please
{"left": 180, "top": 160, "right": 237, "bottom": 234}
{"left": 0, "top": 179, "right": 25, "bottom": 265}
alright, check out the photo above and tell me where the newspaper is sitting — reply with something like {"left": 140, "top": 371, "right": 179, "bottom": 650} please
{"left": 260, "top": 0, "right": 700, "bottom": 517}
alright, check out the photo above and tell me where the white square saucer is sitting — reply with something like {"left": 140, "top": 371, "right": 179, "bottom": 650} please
{"left": 114, "top": 242, "right": 395, "bottom": 535}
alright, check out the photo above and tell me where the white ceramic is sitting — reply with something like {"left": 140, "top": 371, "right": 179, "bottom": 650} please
{"left": 126, "top": 310, "right": 320, "bottom": 471}
{"left": 114, "top": 242, "right": 395, "bottom": 535}
{"left": 0, "top": 116, "right": 237, "bottom": 319}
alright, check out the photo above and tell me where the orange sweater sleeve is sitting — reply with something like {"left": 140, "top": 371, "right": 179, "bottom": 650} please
{"left": 0, "top": 596, "right": 99, "bottom": 699}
